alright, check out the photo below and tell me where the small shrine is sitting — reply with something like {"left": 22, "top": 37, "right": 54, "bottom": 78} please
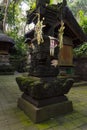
{"left": 0, "top": 33, "right": 15, "bottom": 74}
{"left": 16, "top": 0, "right": 87, "bottom": 123}
{"left": 0, "top": 4, "right": 15, "bottom": 74}
{"left": 25, "top": 0, "right": 87, "bottom": 77}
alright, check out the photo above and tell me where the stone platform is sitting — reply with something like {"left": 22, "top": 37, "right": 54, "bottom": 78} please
{"left": 18, "top": 97, "right": 73, "bottom": 123}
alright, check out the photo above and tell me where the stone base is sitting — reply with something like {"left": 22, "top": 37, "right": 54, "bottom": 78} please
{"left": 18, "top": 97, "right": 73, "bottom": 123}
{"left": 22, "top": 94, "right": 68, "bottom": 107}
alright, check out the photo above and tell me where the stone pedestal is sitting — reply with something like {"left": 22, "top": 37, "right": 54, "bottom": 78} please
{"left": 18, "top": 97, "right": 73, "bottom": 123}
{"left": 16, "top": 35, "right": 74, "bottom": 123}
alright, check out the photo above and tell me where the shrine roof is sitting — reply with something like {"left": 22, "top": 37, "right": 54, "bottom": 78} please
{"left": 26, "top": 2, "right": 87, "bottom": 47}
{"left": 0, "top": 33, "right": 15, "bottom": 45}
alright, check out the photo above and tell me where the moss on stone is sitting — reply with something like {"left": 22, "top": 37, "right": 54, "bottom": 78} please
{"left": 16, "top": 76, "right": 74, "bottom": 99}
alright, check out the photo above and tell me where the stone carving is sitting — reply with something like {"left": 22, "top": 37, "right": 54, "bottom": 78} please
{"left": 28, "top": 36, "right": 59, "bottom": 77}
{"left": 16, "top": 35, "right": 74, "bottom": 103}
{"left": 16, "top": 76, "right": 73, "bottom": 100}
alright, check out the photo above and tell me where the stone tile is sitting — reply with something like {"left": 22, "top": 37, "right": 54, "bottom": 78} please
{"left": 36, "top": 118, "right": 59, "bottom": 130}
{"left": 9, "top": 122, "right": 25, "bottom": 130}
{"left": 0, "top": 126, "right": 10, "bottom": 130}
{"left": 73, "top": 128, "right": 82, "bottom": 130}
{"left": 47, "top": 128, "right": 54, "bottom": 130}
{"left": 80, "top": 117, "right": 87, "bottom": 123}
{"left": 0, "top": 120, "right": 9, "bottom": 128}
{"left": 63, "top": 122, "right": 76, "bottom": 130}
{"left": 72, "top": 118, "right": 86, "bottom": 128}
{"left": 36, "top": 121, "right": 51, "bottom": 130}
{"left": 23, "top": 126, "right": 39, "bottom": 130}
{"left": 53, "top": 125, "right": 66, "bottom": 130}
{"left": 46, "top": 118, "right": 59, "bottom": 127}
{"left": 0, "top": 115, "right": 5, "bottom": 121}
{"left": 80, "top": 123, "right": 87, "bottom": 130}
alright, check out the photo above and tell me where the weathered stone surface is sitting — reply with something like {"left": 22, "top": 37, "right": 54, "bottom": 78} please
{"left": 16, "top": 35, "right": 74, "bottom": 123}
{"left": 16, "top": 35, "right": 74, "bottom": 99}
{"left": 16, "top": 76, "right": 74, "bottom": 100}
{"left": 28, "top": 36, "right": 59, "bottom": 77}
{"left": 18, "top": 97, "right": 73, "bottom": 123}
{"left": 22, "top": 94, "right": 68, "bottom": 107}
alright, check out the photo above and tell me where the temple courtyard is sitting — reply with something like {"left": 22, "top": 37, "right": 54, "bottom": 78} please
{"left": 0, "top": 74, "right": 87, "bottom": 130}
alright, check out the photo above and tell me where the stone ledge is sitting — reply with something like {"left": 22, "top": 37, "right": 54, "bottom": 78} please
{"left": 22, "top": 93, "right": 68, "bottom": 107}
{"left": 18, "top": 97, "right": 73, "bottom": 123}
{"left": 73, "top": 81, "right": 87, "bottom": 87}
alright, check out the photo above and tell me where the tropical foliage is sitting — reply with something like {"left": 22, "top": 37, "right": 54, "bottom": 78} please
{"left": 78, "top": 10, "right": 87, "bottom": 34}
{"left": 73, "top": 42, "right": 87, "bottom": 57}
{"left": 73, "top": 9, "right": 87, "bottom": 57}
{"left": 67, "top": 0, "right": 87, "bottom": 16}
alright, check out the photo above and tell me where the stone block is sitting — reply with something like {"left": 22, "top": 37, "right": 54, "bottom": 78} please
{"left": 18, "top": 97, "right": 73, "bottom": 123}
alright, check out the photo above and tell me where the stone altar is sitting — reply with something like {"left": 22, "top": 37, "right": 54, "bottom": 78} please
{"left": 16, "top": 35, "right": 74, "bottom": 123}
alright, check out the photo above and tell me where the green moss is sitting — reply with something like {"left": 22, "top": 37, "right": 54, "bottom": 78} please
{"left": 16, "top": 76, "right": 41, "bottom": 93}
{"left": 16, "top": 76, "right": 41, "bottom": 87}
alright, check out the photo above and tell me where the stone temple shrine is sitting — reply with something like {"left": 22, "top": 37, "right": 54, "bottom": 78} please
{"left": 25, "top": 0, "right": 87, "bottom": 77}
{"left": 0, "top": 33, "right": 15, "bottom": 74}
{"left": 16, "top": 0, "right": 87, "bottom": 123}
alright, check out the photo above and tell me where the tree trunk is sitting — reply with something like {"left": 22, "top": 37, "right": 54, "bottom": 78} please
{"left": 3, "top": 0, "right": 9, "bottom": 32}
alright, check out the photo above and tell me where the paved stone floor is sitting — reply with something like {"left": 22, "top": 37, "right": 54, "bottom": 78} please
{"left": 0, "top": 75, "right": 87, "bottom": 130}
